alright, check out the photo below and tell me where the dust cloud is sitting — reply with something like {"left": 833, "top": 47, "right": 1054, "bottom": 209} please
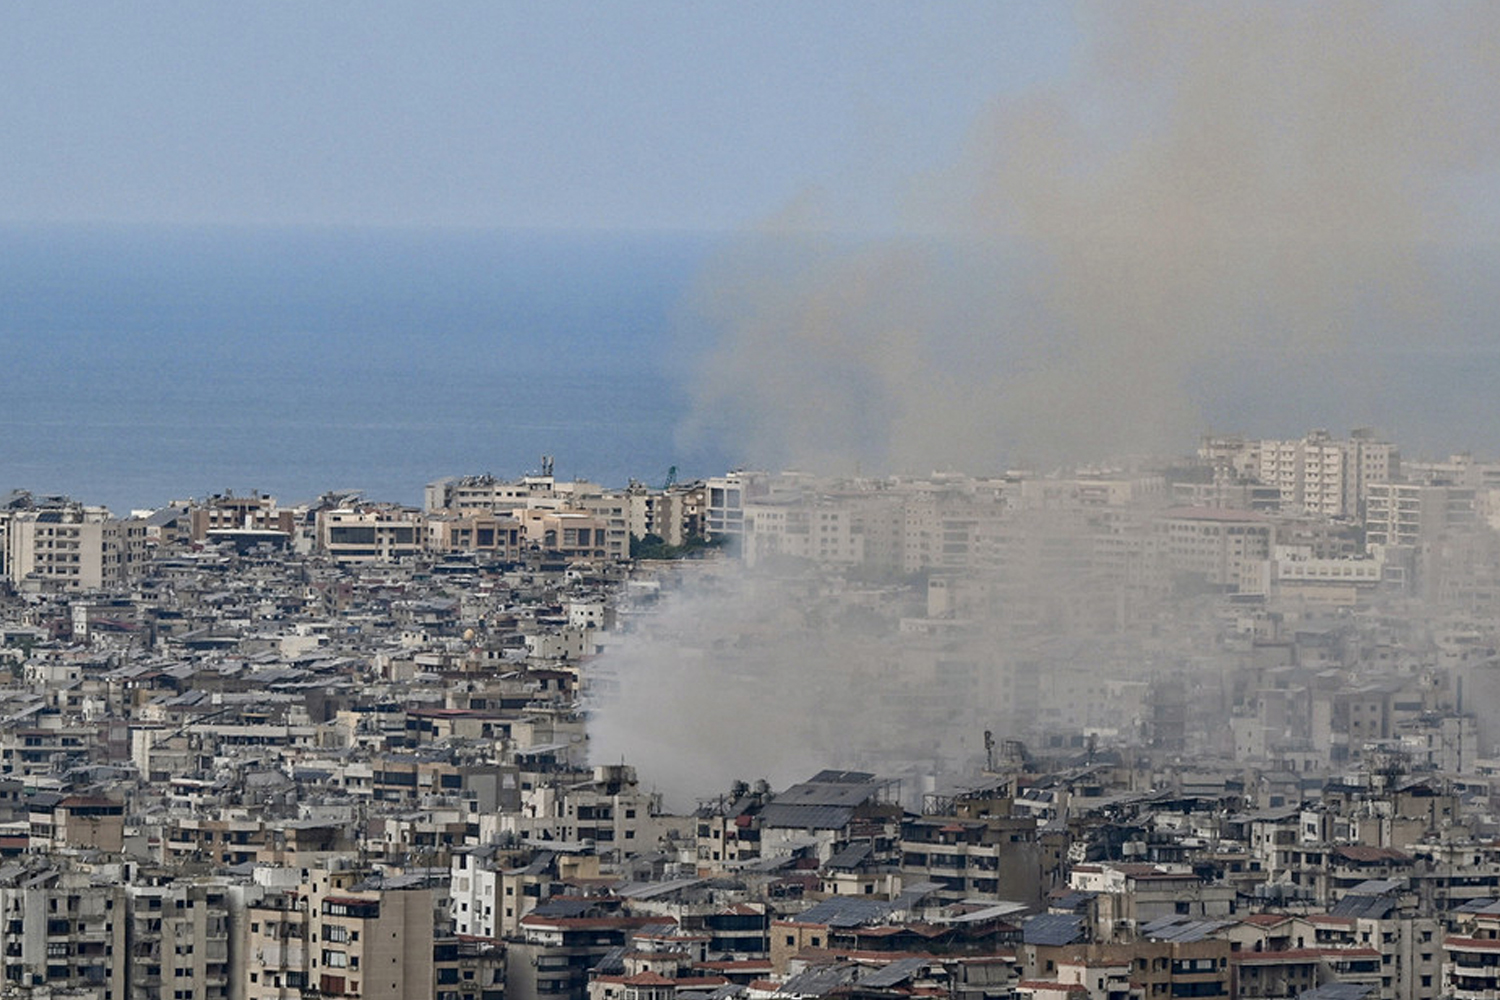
{"left": 591, "top": 3, "right": 1500, "bottom": 806}
{"left": 677, "top": 2, "right": 1499, "bottom": 474}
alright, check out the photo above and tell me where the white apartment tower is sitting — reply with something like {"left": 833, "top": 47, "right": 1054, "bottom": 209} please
{"left": 1249, "top": 429, "right": 1398, "bottom": 518}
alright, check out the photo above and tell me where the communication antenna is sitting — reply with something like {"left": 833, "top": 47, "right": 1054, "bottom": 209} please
{"left": 541, "top": 455, "right": 554, "bottom": 477}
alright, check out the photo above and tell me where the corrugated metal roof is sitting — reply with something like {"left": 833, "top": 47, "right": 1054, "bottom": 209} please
{"left": 778, "top": 964, "right": 858, "bottom": 997}
{"left": 861, "top": 957, "right": 929, "bottom": 988}
{"left": 759, "top": 803, "right": 856, "bottom": 830}
{"left": 1328, "top": 893, "right": 1396, "bottom": 920}
{"left": 1140, "top": 916, "right": 1233, "bottom": 943}
{"left": 790, "top": 896, "right": 893, "bottom": 928}
{"left": 1023, "top": 913, "right": 1085, "bottom": 947}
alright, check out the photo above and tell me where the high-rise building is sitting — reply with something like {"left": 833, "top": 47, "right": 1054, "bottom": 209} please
{"left": 2, "top": 503, "right": 146, "bottom": 591}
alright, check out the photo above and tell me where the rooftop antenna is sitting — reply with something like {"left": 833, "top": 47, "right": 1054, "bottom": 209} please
{"left": 541, "top": 455, "right": 554, "bottom": 477}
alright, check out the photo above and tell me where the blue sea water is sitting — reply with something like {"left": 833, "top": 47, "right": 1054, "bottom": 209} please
{"left": 0, "top": 225, "right": 734, "bottom": 513}
{"left": 5, "top": 224, "right": 1500, "bottom": 516}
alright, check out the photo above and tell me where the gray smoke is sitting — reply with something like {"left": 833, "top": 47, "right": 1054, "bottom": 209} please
{"left": 677, "top": 2, "right": 1500, "bottom": 473}
{"left": 592, "top": 3, "right": 1500, "bottom": 807}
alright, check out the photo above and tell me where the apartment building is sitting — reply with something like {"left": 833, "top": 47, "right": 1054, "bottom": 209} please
{"left": 425, "top": 471, "right": 568, "bottom": 514}
{"left": 188, "top": 492, "right": 295, "bottom": 540}
{"left": 740, "top": 497, "right": 865, "bottom": 568}
{"left": 1254, "top": 429, "right": 1398, "bottom": 518}
{"left": 318, "top": 506, "right": 428, "bottom": 563}
{"left": 1155, "top": 507, "right": 1273, "bottom": 595}
{"left": 427, "top": 513, "right": 524, "bottom": 558}
{"left": 306, "top": 876, "right": 437, "bottom": 1000}
{"left": 1364, "top": 482, "right": 1476, "bottom": 548}
{"left": 705, "top": 471, "right": 769, "bottom": 544}
{"left": 1201, "top": 429, "right": 1397, "bottom": 518}
{"left": 640, "top": 483, "right": 706, "bottom": 546}
{"left": 570, "top": 494, "right": 631, "bottom": 561}
{"left": 0, "top": 870, "right": 126, "bottom": 999}
{"left": 3, "top": 505, "right": 147, "bottom": 591}
{"left": 512, "top": 509, "right": 613, "bottom": 562}
{"left": 899, "top": 804, "right": 1046, "bottom": 905}
{"left": 246, "top": 885, "right": 311, "bottom": 1000}
{"left": 125, "top": 881, "right": 233, "bottom": 1000}
{"left": 1024, "top": 938, "right": 1232, "bottom": 1000}
{"left": 1444, "top": 901, "right": 1500, "bottom": 1000}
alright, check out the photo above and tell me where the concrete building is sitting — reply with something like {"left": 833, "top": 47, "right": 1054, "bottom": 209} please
{"left": 318, "top": 506, "right": 428, "bottom": 563}
{"left": 705, "top": 472, "right": 768, "bottom": 545}
{"left": 0, "top": 869, "right": 126, "bottom": 999}
{"left": 425, "top": 471, "right": 568, "bottom": 514}
{"left": 1364, "top": 482, "right": 1476, "bottom": 548}
{"left": 245, "top": 885, "right": 311, "bottom": 1000}
{"left": 740, "top": 497, "right": 865, "bottom": 569}
{"left": 1255, "top": 429, "right": 1398, "bottom": 519}
{"left": 306, "top": 876, "right": 437, "bottom": 1000}
{"left": 427, "top": 513, "right": 523, "bottom": 558}
{"left": 125, "top": 880, "right": 233, "bottom": 1000}
{"left": 1155, "top": 507, "right": 1273, "bottom": 595}
{"left": 188, "top": 492, "right": 295, "bottom": 541}
{"left": 513, "top": 509, "right": 613, "bottom": 562}
{"left": 3, "top": 505, "right": 147, "bottom": 591}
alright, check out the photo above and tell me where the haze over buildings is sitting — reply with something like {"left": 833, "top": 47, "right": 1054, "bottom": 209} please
{"left": 4, "top": 5, "right": 1500, "bottom": 1000}
{"left": 6, "top": 435, "right": 1500, "bottom": 1000}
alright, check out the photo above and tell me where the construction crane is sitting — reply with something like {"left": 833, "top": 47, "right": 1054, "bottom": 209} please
{"left": 663, "top": 465, "right": 678, "bottom": 490}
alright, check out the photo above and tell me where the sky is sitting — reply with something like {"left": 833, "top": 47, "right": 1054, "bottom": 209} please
{"left": 1, "top": 2, "right": 1076, "bottom": 233}
{"left": 8, "top": 2, "right": 1500, "bottom": 481}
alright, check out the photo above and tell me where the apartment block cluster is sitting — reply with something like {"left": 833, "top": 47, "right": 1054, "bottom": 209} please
{"left": 718, "top": 429, "right": 1500, "bottom": 615}
{"left": 6, "top": 432, "right": 1500, "bottom": 1000}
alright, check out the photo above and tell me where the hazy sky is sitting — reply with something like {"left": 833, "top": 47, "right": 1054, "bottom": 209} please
{"left": 2, "top": 2, "right": 1075, "bottom": 232}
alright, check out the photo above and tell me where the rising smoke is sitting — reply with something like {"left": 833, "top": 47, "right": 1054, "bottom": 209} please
{"left": 592, "top": 3, "right": 1500, "bottom": 807}
{"left": 676, "top": 2, "right": 1499, "bottom": 474}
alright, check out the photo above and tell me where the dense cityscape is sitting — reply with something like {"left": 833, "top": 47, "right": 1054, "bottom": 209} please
{"left": 5, "top": 429, "right": 1500, "bottom": 1000}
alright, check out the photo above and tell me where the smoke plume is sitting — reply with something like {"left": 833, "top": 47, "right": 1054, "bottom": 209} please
{"left": 591, "top": 4, "right": 1500, "bottom": 809}
{"left": 677, "top": 2, "right": 1500, "bottom": 473}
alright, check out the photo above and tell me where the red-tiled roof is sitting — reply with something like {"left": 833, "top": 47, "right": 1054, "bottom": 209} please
{"left": 1446, "top": 936, "right": 1500, "bottom": 952}
{"left": 1017, "top": 980, "right": 1090, "bottom": 993}
{"left": 621, "top": 972, "right": 677, "bottom": 987}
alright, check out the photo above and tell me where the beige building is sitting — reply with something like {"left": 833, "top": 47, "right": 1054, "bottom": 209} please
{"left": 427, "top": 513, "right": 523, "bottom": 558}
{"left": 3, "top": 505, "right": 147, "bottom": 591}
{"left": 1204, "top": 429, "right": 1398, "bottom": 518}
{"left": 741, "top": 497, "right": 865, "bottom": 568}
{"left": 246, "top": 885, "right": 310, "bottom": 1000}
{"left": 425, "top": 471, "right": 567, "bottom": 513}
{"left": 189, "top": 491, "right": 295, "bottom": 540}
{"left": 1155, "top": 507, "right": 1273, "bottom": 595}
{"left": 513, "top": 508, "right": 612, "bottom": 562}
{"left": 1364, "top": 482, "right": 1476, "bottom": 548}
{"left": 318, "top": 506, "right": 428, "bottom": 563}
{"left": 307, "top": 876, "right": 437, "bottom": 1000}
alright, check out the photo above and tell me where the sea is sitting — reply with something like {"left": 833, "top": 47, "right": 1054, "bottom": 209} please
{"left": 0, "top": 225, "right": 734, "bottom": 514}
{"left": 5, "top": 224, "right": 1500, "bottom": 516}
